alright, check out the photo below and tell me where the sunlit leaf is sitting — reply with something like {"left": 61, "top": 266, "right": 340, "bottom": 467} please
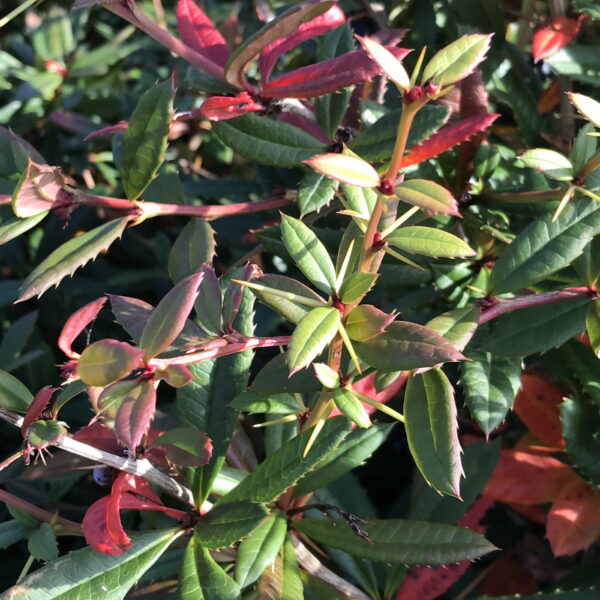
{"left": 518, "top": 148, "right": 574, "bottom": 181}
{"left": 77, "top": 339, "right": 141, "bottom": 387}
{"left": 332, "top": 387, "right": 371, "bottom": 428}
{"left": 345, "top": 305, "right": 396, "bottom": 341}
{"left": 394, "top": 179, "right": 460, "bottom": 217}
{"left": 114, "top": 380, "right": 157, "bottom": 451}
{"left": 304, "top": 153, "right": 379, "bottom": 187}
{"left": 568, "top": 92, "right": 600, "bottom": 128}
{"left": 386, "top": 226, "right": 476, "bottom": 258}
{"left": 58, "top": 297, "right": 107, "bottom": 359}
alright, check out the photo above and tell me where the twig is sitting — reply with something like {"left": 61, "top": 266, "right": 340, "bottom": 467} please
{"left": 291, "top": 536, "right": 371, "bottom": 600}
{"left": 0, "top": 408, "right": 194, "bottom": 507}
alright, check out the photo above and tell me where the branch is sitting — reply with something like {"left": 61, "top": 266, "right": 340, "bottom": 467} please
{"left": 478, "top": 287, "right": 594, "bottom": 324}
{"left": 0, "top": 408, "right": 194, "bottom": 507}
{"left": 291, "top": 536, "right": 371, "bottom": 600}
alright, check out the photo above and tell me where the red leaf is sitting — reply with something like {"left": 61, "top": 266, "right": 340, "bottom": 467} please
{"left": 58, "top": 297, "right": 107, "bottom": 359}
{"left": 12, "top": 160, "right": 67, "bottom": 218}
{"left": 513, "top": 374, "right": 566, "bottom": 449}
{"left": 200, "top": 92, "right": 265, "bottom": 121}
{"left": 83, "top": 496, "right": 124, "bottom": 555}
{"left": 258, "top": 4, "right": 345, "bottom": 82}
{"left": 176, "top": 0, "right": 231, "bottom": 67}
{"left": 83, "top": 121, "right": 128, "bottom": 141}
{"left": 532, "top": 16, "right": 584, "bottom": 62}
{"left": 478, "top": 555, "right": 540, "bottom": 597}
{"left": 277, "top": 112, "right": 329, "bottom": 143}
{"left": 114, "top": 380, "right": 157, "bottom": 451}
{"left": 547, "top": 478, "right": 600, "bottom": 556}
{"left": 261, "top": 47, "right": 410, "bottom": 99}
{"left": 21, "top": 386, "right": 59, "bottom": 437}
{"left": 483, "top": 449, "right": 578, "bottom": 505}
{"left": 400, "top": 113, "right": 500, "bottom": 169}
{"left": 73, "top": 421, "right": 122, "bottom": 454}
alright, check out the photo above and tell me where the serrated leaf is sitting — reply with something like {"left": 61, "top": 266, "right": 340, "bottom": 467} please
{"left": 405, "top": 369, "right": 462, "bottom": 497}
{"left": 304, "top": 153, "right": 379, "bottom": 188}
{"left": 4, "top": 529, "right": 180, "bottom": 600}
{"left": 426, "top": 306, "right": 479, "bottom": 352}
{"left": 224, "top": 0, "right": 335, "bottom": 88}
{"left": 298, "top": 170, "right": 339, "bottom": 216}
{"left": 114, "top": 380, "right": 156, "bottom": 451}
{"left": 212, "top": 115, "right": 327, "bottom": 168}
{"left": 218, "top": 417, "right": 350, "bottom": 504}
{"left": 461, "top": 351, "right": 522, "bottom": 435}
{"left": 338, "top": 272, "right": 377, "bottom": 303}
{"left": 345, "top": 305, "right": 396, "bottom": 341}
{"left": 58, "top": 297, "right": 107, "bottom": 359}
{"left": 149, "top": 426, "right": 212, "bottom": 467}
{"left": 340, "top": 183, "right": 377, "bottom": 217}
{"left": 332, "top": 388, "right": 371, "bottom": 428}
{"left": 28, "top": 523, "right": 58, "bottom": 562}
{"left": 193, "top": 264, "right": 222, "bottom": 335}
{"left": 281, "top": 215, "right": 337, "bottom": 294}
{"left": 394, "top": 179, "right": 460, "bottom": 216}
{"left": 0, "top": 212, "right": 49, "bottom": 247}
{"left": 140, "top": 271, "right": 204, "bottom": 360}
{"left": 357, "top": 35, "right": 410, "bottom": 89}
{"left": 519, "top": 148, "right": 574, "bottom": 181}
{"left": 292, "top": 519, "right": 495, "bottom": 565}
{"left": 180, "top": 535, "right": 241, "bottom": 600}
{"left": 234, "top": 511, "right": 288, "bottom": 588}
{"left": 489, "top": 198, "right": 600, "bottom": 294}
{"left": 586, "top": 299, "right": 600, "bottom": 357}
{"left": 77, "top": 339, "right": 141, "bottom": 387}
{"left": 0, "top": 370, "right": 33, "bottom": 412}
{"left": 17, "top": 218, "right": 128, "bottom": 302}
{"left": 355, "top": 321, "right": 465, "bottom": 371}
{"left": 288, "top": 306, "right": 340, "bottom": 373}
{"left": 230, "top": 391, "right": 300, "bottom": 415}
{"left": 387, "top": 226, "right": 476, "bottom": 258}
{"left": 121, "top": 80, "right": 174, "bottom": 200}
{"left": 195, "top": 502, "right": 268, "bottom": 550}
{"left": 168, "top": 219, "right": 215, "bottom": 283}
{"left": 422, "top": 34, "right": 492, "bottom": 86}
{"left": 569, "top": 92, "right": 600, "bottom": 128}
{"left": 0, "top": 126, "right": 45, "bottom": 179}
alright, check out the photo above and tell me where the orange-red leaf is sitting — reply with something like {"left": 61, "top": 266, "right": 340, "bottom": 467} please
{"left": 547, "top": 478, "right": 600, "bottom": 556}
{"left": 304, "top": 153, "right": 379, "bottom": 187}
{"left": 483, "top": 449, "right": 578, "bottom": 505}
{"left": 399, "top": 113, "right": 499, "bottom": 169}
{"left": 513, "top": 374, "right": 566, "bottom": 449}
{"left": 532, "top": 16, "right": 584, "bottom": 63}
{"left": 200, "top": 92, "right": 265, "bottom": 121}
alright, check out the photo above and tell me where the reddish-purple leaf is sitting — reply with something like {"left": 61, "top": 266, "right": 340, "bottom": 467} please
{"left": 222, "top": 263, "right": 259, "bottom": 329}
{"left": 200, "top": 92, "right": 265, "bottom": 121}
{"left": 73, "top": 422, "right": 121, "bottom": 454}
{"left": 176, "top": 0, "right": 231, "bottom": 67}
{"left": 83, "top": 121, "right": 128, "bottom": 141}
{"left": 261, "top": 47, "right": 410, "bottom": 99}
{"left": 20, "top": 386, "right": 59, "bottom": 437}
{"left": 277, "top": 112, "right": 329, "bottom": 143}
{"left": 532, "top": 15, "right": 584, "bottom": 62}
{"left": 12, "top": 159, "right": 66, "bottom": 218}
{"left": 259, "top": 4, "right": 345, "bottom": 82}
{"left": 140, "top": 271, "right": 205, "bottom": 361}
{"left": 58, "top": 297, "right": 107, "bottom": 359}
{"left": 345, "top": 305, "right": 396, "bottom": 341}
{"left": 155, "top": 364, "right": 194, "bottom": 388}
{"left": 83, "top": 496, "right": 124, "bottom": 555}
{"left": 399, "top": 113, "right": 499, "bottom": 169}
{"left": 114, "top": 380, "right": 157, "bottom": 451}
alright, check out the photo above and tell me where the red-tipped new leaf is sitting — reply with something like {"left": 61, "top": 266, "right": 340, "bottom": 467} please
{"left": 400, "top": 113, "right": 499, "bottom": 169}
{"left": 345, "top": 305, "right": 396, "bottom": 341}
{"left": 262, "top": 47, "right": 410, "bottom": 99}
{"left": 58, "top": 297, "right": 107, "bottom": 359}
{"left": 394, "top": 179, "right": 460, "bottom": 217}
{"left": 114, "top": 380, "right": 157, "bottom": 451}
{"left": 532, "top": 16, "right": 584, "bottom": 62}
{"left": 259, "top": 5, "right": 345, "bottom": 82}
{"left": 356, "top": 35, "right": 410, "bottom": 90}
{"left": 12, "top": 160, "right": 66, "bottom": 218}
{"left": 304, "top": 153, "right": 379, "bottom": 187}
{"left": 176, "top": 0, "right": 231, "bottom": 67}
{"left": 200, "top": 92, "right": 265, "bottom": 121}
{"left": 21, "top": 386, "right": 59, "bottom": 437}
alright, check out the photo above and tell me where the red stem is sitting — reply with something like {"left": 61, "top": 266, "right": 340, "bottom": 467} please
{"left": 479, "top": 287, "right": 594, "bottom": 324}
{"left": 0, "top": 195, "right": 11, "bottom": 205}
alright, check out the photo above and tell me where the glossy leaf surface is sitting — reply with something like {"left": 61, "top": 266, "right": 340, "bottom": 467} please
{"left": 77, "top": 339, "right": 141, "bottom": 387}
{"left": 0, "top": 370, "right": 33, "bottom": 412}
{"left": 387, "top": 226, "right": 476, "bottom": 258}
{"left": 394, "top": 179, "right": 460, "bottom": 216}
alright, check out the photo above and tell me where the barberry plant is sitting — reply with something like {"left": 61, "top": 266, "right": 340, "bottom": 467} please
{"left": 1, "top": 0, "right": 600, "bottom": 598}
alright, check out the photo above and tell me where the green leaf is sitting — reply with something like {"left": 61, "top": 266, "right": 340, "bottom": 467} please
{"left": 193, "top": 265, "right": 222, "bottom": 336}
{"left": 281, "top": 215, "right": 337, "bottom": 295}
{"left": 349, "top": 105, "right": 450, "bottom": 162}
{"left": 561, "top": 397, "right": 600, "bottom": 486}
{"left": 218, "top": 417, "right": 350, "bottom": 504}
{"left": 519, "top": 149, "right": 574, "bottom": 181}
{"left": 547, "top": 45, "right": 600, "bottom": 85}
{"left": 0, "top": 212, "right": 48, "bottom": 247}
{"left": 332, "top": 388, "right": 371, "bottom": 428}
{"left": 0, "top": 126, "right": 44, "bottom": 180}
{"left": 294, "top": 423, "right": 392, "bottom": 496}
{"left": 149, "top": 427, "right": 212, "bottom": 467}
{"left": 0, "top": 370, "right": 32, "bottom": 412}
{"left": 0, "top": 520, "right": 32, "bottom": 549}
{"left": 338, "top": 272, "right": 377, "bottom": 304}
{"left": 168, "top": 219, "right": 215, "bottom": 284}
{"left": 478, "top": 295, "right": 589, "bottom": 356}
{"left": 77, "top": 339, "right": 141, "bottom": 387}
{"left": 121, "top": 79, "right": 174, "bottom": 200}
{"left": 355, "top": 321, "right": 465, "bottom": 371}
{"left": 394, "top": 179, "right": 460, "bottom": 216}
{"left": 292, "top": 519, "right": 496, "bottom": 565}
{"left": 179, "top": 537, "right": 241, "bottom": 600}
{"left": 28, "top": 523, "right": 58, "bottom": 562}
{"left": 26, "top": 420, "right": 67, "bottom": 448}
{"left": 4, "top": 529, "right": 180, "bottom": 599}
{"left": 212, "top": 115, "right": 327, "bottom": 168}
{"left": 569, "top": 92, "right": 600, "bottom": 128}
{"left": 250, "top": 353, "right": 321, "bottom": 394}
{"left": 426, "top": 306, "right": 480, "bottom": 352}
{"left": 461, "top": 351, "right": 522, "bottom": 435}
{"left": 489, "top": 198, "right": 600, "bottom": 294}
{"left": 586, "top": 299, "right": 600, "bottom": 357}
{"left": 422, "top": 34, "right": 491, "bottom": 86}
{"left": 386, "top": 226, "right": 476, "bottom": 258}
{"left": 287, "top": 307, "right": 340, "bottom": 373}
{"left": 140, "top": 271, "right": 204, "bottom": 361}
{"left": 340, "top": 183, "right": 377, "bottom": 218}
{"left": 250, "top": 274, "right": 326, "bottom": 325}
{"left": 17, "top": 218, "right": 128, "bottom": 302}
{"left": 195, "top": 502, "right": 268, "bottom": 550}
{"left": 570, "top": 123, "right": 597, "bottom": 172}
{"left": 313, "top": 363, "right": 340, "bottom": 389}
{"left": 405, "top": 369, "right": 462, "bottom": 497}
{"left": 298, "top": 170, "right": 339, "bottom": 216}
{"left": 234, "top": 510, "right": 288, "bottom": 588}
{"left": 345, "top": 305, "right": 396, "bottom": 341}
{"left": 230, "top": 391, "right": 300, "bottom": 415}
